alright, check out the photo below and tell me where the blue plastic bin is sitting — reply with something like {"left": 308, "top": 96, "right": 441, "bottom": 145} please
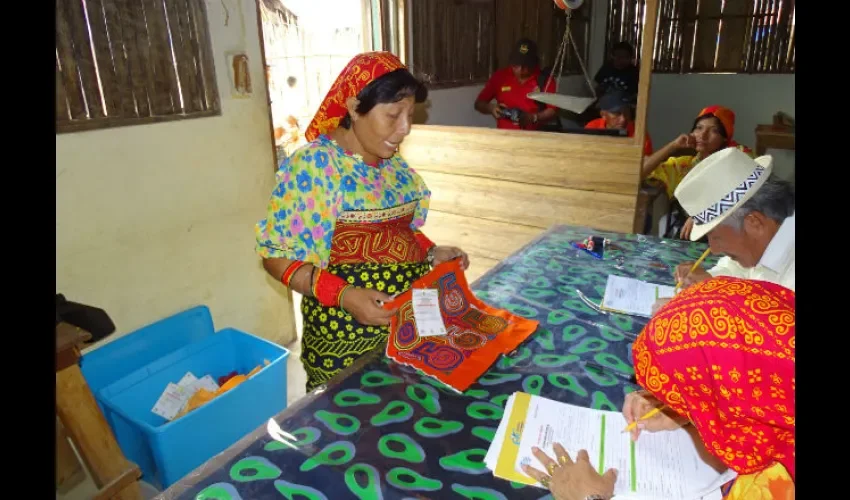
{"left": 80, "top": 306, "right": 289, "bottom": 489}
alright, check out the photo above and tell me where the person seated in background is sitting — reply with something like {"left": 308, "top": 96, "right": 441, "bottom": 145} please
{"left": 474, "top": 38, "right": 559, "bottom": 131}
{"left": 584, "top": 91, "right": 653, "bottom": 156}
{"left": 642, "top": 105, "right": 753, "bottom": 195}
{"left": 593, "top": 41, "right": 640, "bottom": 100}
{"left": 641, "top": 105, "right": 754, "bottom": 239}
{"left": 522, "top": 276, "right": 795, "bottom": 500}
{"left": 652, "top": 147, "right": 795, "bottom": 315}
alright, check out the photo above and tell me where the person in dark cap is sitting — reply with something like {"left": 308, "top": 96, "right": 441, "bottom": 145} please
{"left": 593, "top": 41, "right": 640, "bottom": 99}
{"left": 474, "top": 38, "right": 559, "bottom": 131}
{"left": 584, "top": 91, "right": 653, "bottom": 156}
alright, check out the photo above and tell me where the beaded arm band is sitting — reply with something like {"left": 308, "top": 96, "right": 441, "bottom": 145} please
{"left": 281, "top": 261, "right": 351, "bottom": 309}
{"left": 312, "top": 269, "right": 352, "bottom": 308}
{"left": 280, "top": 261, "right": 308, "bottom": 287}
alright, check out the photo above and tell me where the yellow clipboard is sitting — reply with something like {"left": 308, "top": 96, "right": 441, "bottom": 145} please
{"left": 493, "top": 392, "right": 539, "bottom": 486}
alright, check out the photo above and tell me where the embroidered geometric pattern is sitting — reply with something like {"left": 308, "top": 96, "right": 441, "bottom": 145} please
{"left": 386, "top": 259, "right": 539, "bottom": 392}
{"left": 693, "top": 166, "right": 765, "bottom": 225}
{"left": 331, "top": 213, "right": 426, "bottom": 265}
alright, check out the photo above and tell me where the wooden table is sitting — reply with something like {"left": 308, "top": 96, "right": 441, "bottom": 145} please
{"left": 755, "top": 124, "right": 795, "bottom": 156}
{"left": 56, "top": 322, "right": 143, "bottom": 500}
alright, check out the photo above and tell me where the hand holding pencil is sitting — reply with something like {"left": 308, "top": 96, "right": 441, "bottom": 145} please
{"left": 621, "top": 391, "right": 686, "bottom": 441}
{"left": 673, "top": 248, "right": 713, "bottom": 294}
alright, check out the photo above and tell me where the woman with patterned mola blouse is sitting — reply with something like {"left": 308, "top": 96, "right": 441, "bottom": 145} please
{"left": 255, "top": 52, "right": 469, "bottom": 391}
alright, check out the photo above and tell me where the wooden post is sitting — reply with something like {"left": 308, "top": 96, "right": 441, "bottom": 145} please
{"left": 631, "top": 0, "right": 660, "bottom": 233}
{"left": 632, "top": 0, "right": 659, "bottom": 152}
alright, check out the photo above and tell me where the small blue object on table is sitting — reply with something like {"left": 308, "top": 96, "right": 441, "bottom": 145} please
{"left": 155, "top": 225, "right": 715, "bottom": 499}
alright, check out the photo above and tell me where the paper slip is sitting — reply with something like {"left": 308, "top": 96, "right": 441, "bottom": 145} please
{"left": 152, "top": 372, "right": 220, "bottom": 421}
{"left": 194, "top": 374, "right": 220, "bottom": 392}
{"left": 601, "top": 275, "right": 675, "bottom": 318}
{"left": 152, "top": 382, "right": 191, "bottom": 421}
{"left": 491, "top": 392, "right": 737, "bottom": 500}
{"left": 177, "top": 372, "right": 198, "bottom": 389}
{"left": 484, "top": 394, "right": 514, "bottom": 470}
{"left": 412, "top": 288, "right": 447, "bottom": 337}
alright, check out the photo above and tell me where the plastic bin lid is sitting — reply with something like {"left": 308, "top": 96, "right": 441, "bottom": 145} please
{"left": 80, "top": 305, "right": 216, "bottom": 394}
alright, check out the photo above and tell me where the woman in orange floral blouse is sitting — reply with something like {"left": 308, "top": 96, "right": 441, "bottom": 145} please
{"left": 522, "top": 276, "right": 794, "bottom": 500}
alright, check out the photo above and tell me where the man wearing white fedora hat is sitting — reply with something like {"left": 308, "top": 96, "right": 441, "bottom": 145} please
{"left": 660, "top": 147, "right": 795, "bottom": 303}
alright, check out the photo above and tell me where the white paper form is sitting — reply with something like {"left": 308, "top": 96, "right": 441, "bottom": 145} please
{"left": 601, "top": 275, "right": 676, "bottom": 318}
{"left": 484, "top": 394, "right": 515, "bottom": 470}
{"left": 412, "top": 289, "right": 448, "bottom": 337}
{"left": 513, "top": 395, "right": 736, "bottom": 500}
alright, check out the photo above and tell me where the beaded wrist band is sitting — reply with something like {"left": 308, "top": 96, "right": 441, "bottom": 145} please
{"left": 313, "top": 269, "right": 350, "bottom": 308}
{"left": 338, "top": 284, "right": 354, "bottom": 315}
{"left": 280, "top": 261, "right": 307, "bottom": 286}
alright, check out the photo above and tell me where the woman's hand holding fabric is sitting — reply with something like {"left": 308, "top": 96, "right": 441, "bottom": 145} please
{"left": 341, "top": 288, "right": 397, "bottom": 326}
{"left": 432, "top": 246, "right": 470, "bottom": 270}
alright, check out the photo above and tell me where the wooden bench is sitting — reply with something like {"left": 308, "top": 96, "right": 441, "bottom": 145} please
{"left": 56, "top": 322, "right": 143, "bottom": 500}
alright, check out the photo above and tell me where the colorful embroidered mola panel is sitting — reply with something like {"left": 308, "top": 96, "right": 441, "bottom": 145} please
{"left": 384, "top": 259, "right": 539, "bottom": 392}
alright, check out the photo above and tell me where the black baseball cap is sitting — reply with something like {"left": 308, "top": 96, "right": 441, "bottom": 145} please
{"left": 509, "top": 38, "right": 540, "bottom": 68}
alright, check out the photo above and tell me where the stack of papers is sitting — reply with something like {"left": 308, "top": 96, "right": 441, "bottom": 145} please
{"left": 484, "top": 392, "right": 736, "bottom": 500}
{"left": 600, "top": 275, "right": 675, "bottom": 318}
{"left": 151, "top": 372, "right": 220, "bottom": 421}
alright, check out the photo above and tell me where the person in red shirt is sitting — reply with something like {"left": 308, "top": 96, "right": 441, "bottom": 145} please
{"left": 585, "top": 91, "right": 653, "bottom": 156}
{"left": 474, "top": 38, "right": 558, "bottom": 131}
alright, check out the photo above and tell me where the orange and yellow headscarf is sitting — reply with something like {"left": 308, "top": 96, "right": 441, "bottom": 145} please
{"left": 633, "top": 277, "right": 795, "bottom": 480}
{"left": 694, "top": 105, "right": 738, "bottom": 147}
{"left": 305, "top": 52, "right": 406, "bottom": 142}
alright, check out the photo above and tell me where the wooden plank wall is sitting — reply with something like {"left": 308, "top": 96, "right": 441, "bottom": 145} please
{"left": 401, "top": 126, "right": 644, "bottom": 282}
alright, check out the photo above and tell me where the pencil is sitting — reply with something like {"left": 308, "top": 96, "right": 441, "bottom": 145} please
{"left": 622, "top": 406, "right": 663, "bottom": 433}
{"left": 674, "top": 247, "right": 712, "bottom": 294}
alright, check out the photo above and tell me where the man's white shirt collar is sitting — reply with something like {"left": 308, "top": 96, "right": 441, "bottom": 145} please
{"left": 758, "top": 212, "right": 795, "bottom": 273}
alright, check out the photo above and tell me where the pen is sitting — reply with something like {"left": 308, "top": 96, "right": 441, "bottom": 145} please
{"left": 674, "top": 247, "right": 711, "bottom": 294}
{"left": 622, "top": 406, "right": 664, "bottom": 433}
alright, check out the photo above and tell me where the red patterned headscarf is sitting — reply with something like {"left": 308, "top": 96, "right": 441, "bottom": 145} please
{"left": 633, "top": 277, "right": 795, "bottom": 480}
{"left": 305, "top": 52, "right": 406, "bottom": 142}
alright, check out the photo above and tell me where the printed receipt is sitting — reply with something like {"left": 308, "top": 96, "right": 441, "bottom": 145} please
{"left": 513, "top": 395, "right": 736, "bottom": 499}
{"left": 412, "top": 288, "right": 448, "bottom": 337}
{"left": 151, "top": 371, "right": 221, "bottom": 421}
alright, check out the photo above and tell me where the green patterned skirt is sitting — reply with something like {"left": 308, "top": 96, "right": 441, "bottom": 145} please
{"left": 300, "top": 261, "right": 431, "bottom": 391}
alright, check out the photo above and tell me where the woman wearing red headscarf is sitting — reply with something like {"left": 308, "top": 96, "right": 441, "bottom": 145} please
{"left": 521, "top": 277, "right": 795, "bottom": 500}
{"left": 255, "top": 52, "right": 469, "bottom": 391}
{"left": 640, "top": 106, "right": 755, "bottom": 239}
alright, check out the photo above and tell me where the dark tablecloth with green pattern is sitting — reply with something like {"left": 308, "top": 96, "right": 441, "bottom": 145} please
{"left": 158, "top": 225, "right": 715, "bottom": 500}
